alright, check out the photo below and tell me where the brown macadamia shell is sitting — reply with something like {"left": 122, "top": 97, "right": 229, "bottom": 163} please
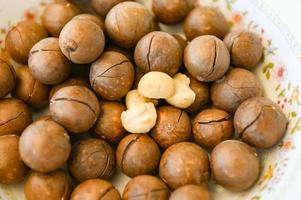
{"left": 173, "top": 34, "right": 188, "bottom": 52}
{"left": 73, "top": 14, "right": 105, "bottom": 31}
{"left": 92, "top": 0, "right": 126, "bottom": 17}
{"left": 0, "top": 59, "right": 15, "bottom": 99}
{"left": 169, "top": 185, "right": 213, "bottom": 200}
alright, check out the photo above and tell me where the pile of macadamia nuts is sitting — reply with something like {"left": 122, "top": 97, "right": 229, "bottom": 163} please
{"left": 0, "top": 0, "right": 288, "bottom": 199}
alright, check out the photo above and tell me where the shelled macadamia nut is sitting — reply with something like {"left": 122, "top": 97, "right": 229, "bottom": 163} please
{"left": 0, "top": 58, "right": 15, "bottom": 99}
{"left": 92, "top": 0, "right": 126, "bottom": 17}
{"left": 234, "top": 97, "right": 287, "bottom": 148}
{"left": 73, "top": 14, "right": 105, "bottom": 31}
{"left": 125, "top": 89, "right": 158, "bottom": 109}
{"left": 184, "top": 35, "right": 230, "bottom": 82}
{"left": 170, "top": 185, "right": 213, "bottom": 200}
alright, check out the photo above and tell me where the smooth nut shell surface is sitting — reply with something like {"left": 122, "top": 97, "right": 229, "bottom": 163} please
{"left": 0, "top": 59, "right": 15, "bottom": 99}
{"left": 73, "top": 14, "right": 105, "bottom": 31}
{"left": 92, "top": 0, "right": 126, "bottom": 16}
{"left": 169, "top": 185, "right": 213, "bottom": 200}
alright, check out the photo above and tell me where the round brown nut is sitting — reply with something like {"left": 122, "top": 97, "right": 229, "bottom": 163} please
{"left": 19, "top": 118, "right": 71, "bottom": 172}
{"left": 184, "top": 35, "right": 230, "bottom": 82}
{"left": 134, "top": 31, "right": 182, "bottom": 76}
{"left": 159, "top": 142, "right": 210, "bottom": 190}
{"left": 123, "top": 175, "right": 170, "bottom": 200}
{"left": 59, "top": 18, "right": 105, "bottom": 64}
{"left": 224, "top": 30, "right": 263, "bottom": 70}
{"left": 105, "top": 2, "right": 154, "bottom": 48}
{"left": 152, "top": 0, "right": 194, "bottom": 25}
{"left": 42, "top": 2, "right": 80, "bottom": 37}
{"left": 73, "top": 14, "right": 105, "bottom": 31}
{"left": 5, "top": 20, "right": 48, "bottom": 63}
{"left": 116, "top": 134, "right": 161, "bottom": 177}
{"left": 0, "top": 98, "right": 32, "bottom": 136}
{"left": 50, "top": 86, "right": 100, "bottom": 133}
{"left": 0, "top": 59, "right": 15, "bottom": 99}
{"left": 151, "top": 106, "right": 191, "bottom": 149}
{"left": 0, "top": 135, "right": 29, "bottom": 184}
{"left": 234, "top": 97, "right": 287, "bottom": 148}
{"left": 184, "top": 6, "right": 229, "bottom": 41}
{"left": 105, "top": 44, "right": 134, "bottom": 62}
{"left": 193, "top": 108, "right": 233, "bottom": 149}
{"left": 169, "top": 185, "right": 213, "bottom": 200}
{"left": 29, "top": 37, "right": 71, "bottom": 85}
{"left": 24, "top": 169, "right": 72, "bottom": 200}
{"left": 68, "top": 138, "right": 115, "bottom": 182}
{"left": 94, "top": 101, "right": 126, "bottom": 144}
{"left": 211, "top": 68, "right": 262, "bottom": 113}
{"left": 71, "top": 179, "right": 121, "bottom": 200}
{"left": 92, "top": 0, "right": 126, "bottom": 17}
{"left": 211, "top": 140, "right": 260, "bottom": 191}
{"left": 12, "top": 66, "right": 49, "bottom": 108}
{"left": 90, "top": 51, "right": 135, "bottom": 100}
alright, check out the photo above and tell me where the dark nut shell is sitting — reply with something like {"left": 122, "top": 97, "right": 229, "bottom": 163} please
{"left": 59, "top": 18, "right": 105, "bottom": 64}
{"left": 134, "top": 31, "right": 182, "bottom": 76}
{"left": 169, "top": 185, "right": 213, "bottom": 200}
{"left": 73, "top": 14, "right": 105, "bottom": 31}
{"left": 92, "top": 0, "right": 126, "bottom": 17}
{"left": 159, "top": 142, "right": 210, "bottom": 190}
{"left": 68, "top": 138, "right": 115, "bottom": 182}
{"left": 151, "top": 106, "right": 191, "bottom": 149}
{"left": 24, "top": 169, "right": 72, "bottom": 200}
{"left": 184, "top": 35, "right": 230, "bottom": 82}
{"left": 116, "top": 134, "right": 161, "bottom": 177}
{"left": 70, "top": 179, "right": 121, "bottom": 200}
{"left": 12, "top": 66, "right": 49, "bottom": 108}
{"left": 234, "top": 97, "right": 287, "bottom": 148}
{"left": 0, "top": 59, "right": 15, "bottom": 99}
{"left": 211, "top": 140, "right": 260, "bottom": 191}
{"left": 184, "top": 6, "right": 229, "bottom": 41}
{"left": 211, "top": 68, "right": 262, "bottom": 113}
{"left": 0, "top": 98, "right": 32, "bottom": 136}
{"left": 152, "top": 0, "right": 195, "bottom": 25}
{"left": 50, "top": 86, "right": 100, "bottom": 133}
{"left": 90, "top": 51, "right": 134, "bottom": 100}
{"left": 5, "top": 20, "right": 48, "bottom": 63}
{"left": 123, "top": 175, "right": 170, "bottom": 200}
{"left": 29, "top": 37, "right": 71, "bottom": 85}
{"left": 0, "top": 135, "right": 29, "bottom": 184}
{"left": 193, "top": 108, "right": 233, "bottom": 149}
{"left": 105, "top": 2, "right": 153, "bottom": 48}
{"left": 224, "top": 30, "right": 263, "bottom": 70}
{"left": 42, "top": 2, "right": 80, "bottom": 37}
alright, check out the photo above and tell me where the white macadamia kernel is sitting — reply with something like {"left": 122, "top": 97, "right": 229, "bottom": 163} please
{"left": 125, "top": 89, "right": 158, "bottom": 109}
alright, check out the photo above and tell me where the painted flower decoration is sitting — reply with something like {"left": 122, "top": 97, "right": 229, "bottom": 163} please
{"left": 273, "top": 63, "right": 286, "bottom": 81}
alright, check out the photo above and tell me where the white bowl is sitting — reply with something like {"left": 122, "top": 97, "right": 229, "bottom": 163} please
{"left": 1, "top": 0, "right": 301, "bottom": 199}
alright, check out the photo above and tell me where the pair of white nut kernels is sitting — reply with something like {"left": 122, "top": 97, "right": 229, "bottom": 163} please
{"left": 121, "top": 71, "right": 196, "bottom": 133}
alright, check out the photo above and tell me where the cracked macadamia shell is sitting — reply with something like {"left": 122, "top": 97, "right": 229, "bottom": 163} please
{"left": 116, "top": 134, "right": 161, "bottom": 177}
{"left": 50, "top": 85, "right": 100, "bottom": 133}
{"left": 19, "top": 118, "right": 71, "bottom": 172}
{"left": 193, "top": 108, "right": 233, "bottom": 149}
{"left": 0, "top": 59, "right": 15, "bottom": 99}
{"left": 211, "top": 68, "right": 262, "bottom": 113}
{"left": 184, "top": 35, "right": 230, "bottom": 82}
{"left": 5, "top": 20, "right": 48, "bottom": 63}
{"left": 123, "top": 175, "right": 170, "bottom": 200}
{"left": 134, "top": 31, "right": 183, "bottom": 76}
{"left": 0, "top": 135, "right": 29, "bottom": 184}
{"left": 159, "top": 142, "right": 210, "bottom": 190}
{"left": 0, "top": 98, "right": 32, "bottom": 136}
{"left": 29, "top": 37, "right": 71, "bottom": 85}
{"left": 59, "top": 18, "right": 105, "bottom": 64}
{"left": 12, "top": 66, "right": 49, "bottom": 108}
{"left": 184, "top": 6, "right": 229, "bottom": 41}
{"left": 234, "top": 97, "right": 287, "bottom": 148}
{"left": 90, "top": 51, "right": 135, "bottom": 100}
{"left": 71, "top": 179, "right": 121, "bottom": 200}
{"left": 152, "top": 0, "right": 195, "bottom": 25}
{"left": 24, "top": 169, "right": 72, "bottom": 200}
{"left": 42, "top": 2, "right": 80, "bottom": 37}
{"left": 68, "top": 138, "right": 115, "bottom": 182}
{"left": 92, "top": 0, "right": 126, "bottom": 17}
{"left": 105, "top": 2, "right": 154, "bottom": 48}
{"left": 169, "top": 185, "right": 213, "bottom": 200}
{"left": 224, "top": 30, "right": 263, "bottom": 70}
{"left": 151, "top": 106, "right": 191, "bottom": 149}
{"left": 211, "top": 140, "right": 260, "bottom": 191}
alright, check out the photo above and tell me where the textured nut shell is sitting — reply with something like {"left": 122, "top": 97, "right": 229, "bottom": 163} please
{"left": 73, "top": 14, "right": 105, "bottom": 31}
{"left": 29, "top": 37, "right": 71, "bottom": 85}
{"left": 173, "top": 34, "right": 187, "bottom": 52}
{"left": 211, "top": 140, "right": 260, "bottom": 191}
{"left": 125, "top": 89, "right": 158, "bottom": 109}
{"left": 71, "top": 179, "right": 121, "bottom": 200}
{"left": 25, "top": 170, "right": 72, "bottom": 200}
{"left": 0, "top": 59, "right": 15, "bottom": 99}
{"left": 0, "top": 98, "right": 32, "bottom": 136}
{"left": 92, "top": 0, "right": 126, "bottom": 16}
{"left": 123, "top": 175, "right": 170, "bottom": 200}
{"left": 169, "top": 185, "right": 213, "bottom": 200}
{"left": 0, "top": 135, "right": 29, "bottom": 184}
{"left": 234, "top": 97, "right": 287, "bottom": 148}
{"left": 116, "top": 134, "right": 161, "bottom": 177}
{"left": 159, "top": 142, "right": 210, "bottom": 189}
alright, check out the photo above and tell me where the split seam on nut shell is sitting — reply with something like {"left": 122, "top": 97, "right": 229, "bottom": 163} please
{"left": 15, "top": 27, "right": 26, "bottom": 56}
{"left": 120, "top": 135, "right": 141, "bottom": 170}
{"left": 228, "top": 33, "right": 241, "bottom": 57}
{"left": 30, "top": 49, "right": 59, "bottom": 55}
{"left": 203, "top": 38, "right": 217, "bottom": 79}
{"left": 0, "top": 111, "right": 25, "bottom": 126}
{"left": 146, "top": 34, "right": 155, "bottom": 72}
{"left": 25, "top": 79, "right": 37, "bottom": 103}
{"left": 0, "top": 58, "right": 16, "bottom": 82}
{"left": 223, "top": 79, "right": 261, "bottom": 90}
{"left": 126, "top": 187, "right": 169, "bottom": 199}
{"left": 194, "top": 115, "right": 231, "bottom": 125}
{"left": 97, "top": 185, "right": 115, "bottom": 199}
{"left": 98, "top": 144, "right": 111, "bottom": 178}
{"left": 76, "top": 150, "right": 102, "bottom": 171}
